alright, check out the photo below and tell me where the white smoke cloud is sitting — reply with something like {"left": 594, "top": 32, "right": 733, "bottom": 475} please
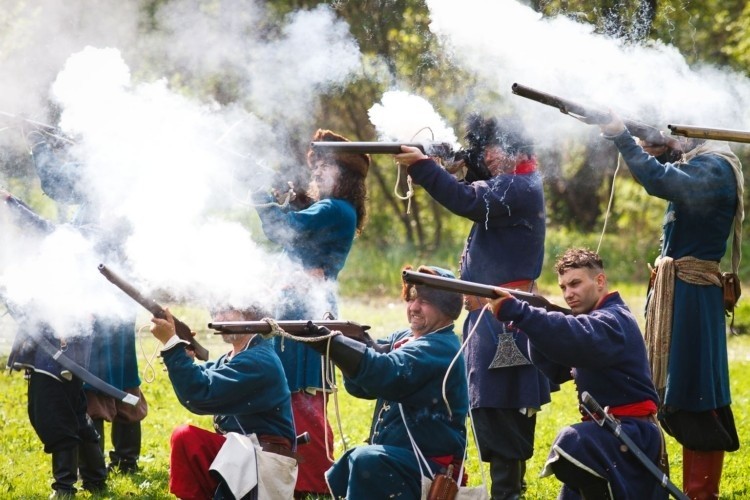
{"left": 368, "top": 90, "right": 459, "bottom": 146}
{"left": 0, "top": 1, "right": 363, "bottom": 340}
{"left": 425, "top": 0, "right": 750, "bottom": 145}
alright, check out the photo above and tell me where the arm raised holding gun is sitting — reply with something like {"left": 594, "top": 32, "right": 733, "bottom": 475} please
{"left": 98, "top": 264, "right": 210, "bottom": 361}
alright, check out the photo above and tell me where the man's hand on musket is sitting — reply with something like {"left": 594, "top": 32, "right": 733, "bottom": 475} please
{"left": 489, "top": 287, "right": 513, "bottom": 317}
{"left": 598, "top": 111, "right": 627, "bottom": 137}
{"left": 639, "top": 136, "right": 684, "bottom": 159}
{"left": 150, "top": 308, "right": 177, "bottom": 344}
{"left": 272, "top": 181, "right": 297, "bottom": 204}
{"left": 0, "top": 187, "right": 12, "bottom": 201}
{"left": 394, "top": 145, "right": 428, "bottom": 167}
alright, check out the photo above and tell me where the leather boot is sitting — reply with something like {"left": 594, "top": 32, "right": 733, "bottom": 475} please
{"left": 109, "top": 421, "right": 141, "bottom": 473}
{"left": 683, "top": 447, "right": 724, "bottom": 499}
{"left": 78, "top": 441, "right": 107, "bottom": 493}
{"left": 50, "top": 448, "right": 78, "bottom": 498}
{"left": 489, "top": 458, "right": 523, "bottom": 500}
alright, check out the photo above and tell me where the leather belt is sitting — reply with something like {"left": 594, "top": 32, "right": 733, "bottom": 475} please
{"left": 463, "top": 279, "right": 535, "bottom": 312}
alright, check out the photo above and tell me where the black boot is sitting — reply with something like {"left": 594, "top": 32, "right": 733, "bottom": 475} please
{"left": 50, "top": 448, "right": 78, "bottom": 498}
{"left": 489, "top": 458, "right": 523, "bottom": 500}
{"left": 78, "top": 441, "right": 107, "bottom": 493}
{"left": 109, "top": 421, "right": 141, "bottom": 474}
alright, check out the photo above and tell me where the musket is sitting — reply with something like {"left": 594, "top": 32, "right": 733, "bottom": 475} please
{"left": 402, "top": 270, "right": 572, "bottom": 315}
{"left": 0, "top": 111, "right": 75, "bottom": 144}
{"left": 98, "top": 264, "right": 210, "bottom": 361}
{"left": 668, "top": 124, "right": 750, "bottom": 144}
{"left": 208, "top": 319, "right": 370, "bottom": 339}
{"left": 580, "top": 391, "right": 688, "bottom": 500}
{"left": 511, "top": 83, "right": 679, "bottom": 148}
{"left": 1, "top": 291, "right": 139, "bottom": 406}
{"left": 310, "top": 141, "right": 458, "bottom": 159}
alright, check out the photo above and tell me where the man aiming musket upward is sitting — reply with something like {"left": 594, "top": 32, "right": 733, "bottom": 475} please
{"left": 395, "top": 113, "right": 554, "bottom": 498}
{"left": 599, "top": 109, "right": 743, "bottom": 498}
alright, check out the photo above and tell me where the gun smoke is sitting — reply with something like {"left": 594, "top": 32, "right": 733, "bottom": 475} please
{"left": 2, "top": 0, "right": 749, "bottom": 343}
{"left": 0, "top": 0, "right": 361, "bottom": 340}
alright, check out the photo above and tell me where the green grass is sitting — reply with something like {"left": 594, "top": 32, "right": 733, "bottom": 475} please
{"left": 1, "top": 294, "right": 749, "bottom": 498}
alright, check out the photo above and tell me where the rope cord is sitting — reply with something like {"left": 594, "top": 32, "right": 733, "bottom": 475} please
{"left": 260, "top": 317, "right": 342, "bottom": 344}
{"left": 393, "top": 160, "right": 414, "bottom": 214}
{"left": 138, "top": 322, "right": 162, "bottom": 384}
{"left": 596, "top": 154, "right": 621, "bottom": 254}
{"left": 260, "top": 317, "right": 345, "bottom": 459}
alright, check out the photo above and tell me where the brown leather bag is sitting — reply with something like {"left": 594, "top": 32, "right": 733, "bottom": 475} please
{"left": 722, "top": 272, "right": 742, "bottom": 312}
{"left": 427, "top": 465, "right": 459, "bottom": 500}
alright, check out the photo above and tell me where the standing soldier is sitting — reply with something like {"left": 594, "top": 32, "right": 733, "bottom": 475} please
{"left": 254, "top": 129, "right": 369, "bottom": 497}
{"left": 396, "top": 114, "right": 554, "bottom": 498}
{"left": 599, "top": 113, "right": 743, "bottom": 498}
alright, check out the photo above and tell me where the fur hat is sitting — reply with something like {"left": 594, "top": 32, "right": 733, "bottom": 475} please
{"left": 465, "top": 113, "right": 534, "bottom": 157}
{"left": 401, "top": 265, "right": 463, "bottom": 320}
{"left": 307, "top": 129, "right": 369, "bottom": 178}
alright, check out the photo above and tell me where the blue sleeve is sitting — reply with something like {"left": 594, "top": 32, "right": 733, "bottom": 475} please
{"left": 497, "top": 299, "right": 628, "bottom": 370}
{"left": 528, "top": 341, "right": 573, "bottom": 384}
{"left": 346, "top": 335, "right": 456, "bottom": 405}
{"left": 612, "top": 132, "right": 736, "bottom": 204}
{"left": 162, "top": 347, "right": 279, "bottom": 415}
{"left": 408, "top": 158, "right": 540, "bottom": 224}
{"left": 4, "top": 196, "right": 56, "bottom": 234}
{"left": 256, "top": 199, "right": 346, "bottom": 245}
{"left": 32, "top": 142, "right": 85, "bottom": 204}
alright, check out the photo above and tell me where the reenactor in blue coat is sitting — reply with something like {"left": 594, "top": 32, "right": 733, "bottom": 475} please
{"left": 396, "top": 114, "right": 553, "bottom": 498}
{"left": 600, "top": 113, "right": 742, "bottom": 498}
{"left": 301, "top": 265, "right": 468, "bottom": 499}
{"left": 254, "top": 128, "right": 369, "bottom": 496}
{"left": 490, "top": 248, "right": 666, "bottom": 499}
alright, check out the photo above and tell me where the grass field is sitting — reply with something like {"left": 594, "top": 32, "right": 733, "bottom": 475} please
{"left": 0, "top": 291, "right": 749, "bottom": 498}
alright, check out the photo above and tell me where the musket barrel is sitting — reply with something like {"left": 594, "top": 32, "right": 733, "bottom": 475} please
{"left": 668, "top": 124, "right": 750, "bottom": 144}
{"left": 310, "top": 141, "right": 455, "bottom": 158}
{"left": 402, "top": 270, "right": 571, "bottom": 314}
{"left": 311, "top": 142, "right": 423, "bottom": 155}
{"left": 512, "top": 82, "right": 671, "bottom": 147}
{"left": 98, "top": 263, "right": 210, "bottom": 361}
{"left": 208, "top": 319, "right": 371, "bottom": 336}
{"left": 511, "top": 83, "right": 611, "bottom": 123}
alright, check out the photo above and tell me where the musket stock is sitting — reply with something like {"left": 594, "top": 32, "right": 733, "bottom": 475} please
{"left": 511, "top": 83, "right": 672, "bottom": 147}
{"left": 98, "top": 264, "right": 210, "bottom": 361}
{"left": 310, "top": 141, "right": 457, "bottom": 159}
{"left": 668, "top": 124, "right": 750, "bottom": 144}
{"left": 402, "top": 270, "right": 571, "bottom": 315}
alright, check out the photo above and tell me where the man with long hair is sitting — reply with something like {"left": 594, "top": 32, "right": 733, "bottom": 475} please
{"left": 254, "top": 129, "right": 368, "bottom": 497}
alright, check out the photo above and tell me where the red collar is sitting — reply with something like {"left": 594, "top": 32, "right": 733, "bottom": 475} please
{"left": 512, "top": 157, "right": 537, "bottom": 174}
